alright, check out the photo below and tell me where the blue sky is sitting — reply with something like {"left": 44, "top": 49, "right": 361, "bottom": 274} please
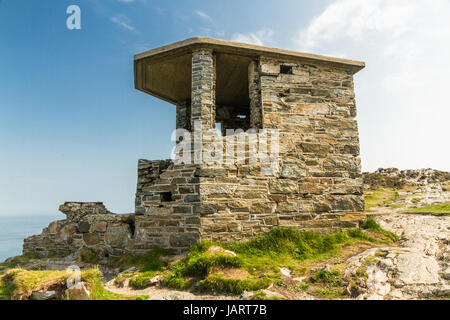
{"left": 1, "top": 0, "right": 449, "bottom": 216}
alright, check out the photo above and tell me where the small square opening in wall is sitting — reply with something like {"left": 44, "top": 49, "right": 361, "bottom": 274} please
{"left": 280, "top": 65, "right": 293, "bottom": 74}
{"left": 160, "top": 192, "right": 173, "bottom": 202}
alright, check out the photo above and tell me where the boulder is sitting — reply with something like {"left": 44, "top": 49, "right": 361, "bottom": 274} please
{"left": 78, "top": 222, "right": 91, "bottom": 233}
{"left": 30, "top": 290, "right": 58, "bottom": 300}
{"left": 105, "top": 225, "right": 131, "bottom": 248}
{"left": 207, "top": 245, "right": 237, "bottom": 257}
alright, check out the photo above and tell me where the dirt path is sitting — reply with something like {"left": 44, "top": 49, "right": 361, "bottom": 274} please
{"left": 344, "top": 213, "right": 449, "bottom": 299}
{"left": 104, "top": 280, "right": 236, "bottom": 300}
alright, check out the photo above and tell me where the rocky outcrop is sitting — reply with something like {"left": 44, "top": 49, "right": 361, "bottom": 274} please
{"left": 363, "top": 168, "right": 449, "bottom": 209}
{"left": 345, "top": 213, "right": 449, "bottom": 300}
{"left": 363, "top": 168, "right": 450, "bottom": 190}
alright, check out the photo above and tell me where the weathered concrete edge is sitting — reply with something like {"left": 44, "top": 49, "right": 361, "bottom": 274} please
{"left": 134, "top": 37, "right": 366, "bottom": 73}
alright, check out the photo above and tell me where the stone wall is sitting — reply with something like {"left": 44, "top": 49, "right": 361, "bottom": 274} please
{"left": 196, "top": 56, "right": 365, "bottom": 242}
{"left": 23, "top": 202, "right": 135, "bottom": 258}
{"left": 134, "top": 160, "right": 201, "bottom": 253}
{"left": 133, "top": 54, "right": 365, "bottom": 247}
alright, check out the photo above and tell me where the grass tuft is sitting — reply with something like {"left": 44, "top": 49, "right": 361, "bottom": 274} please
{"left": 196, "top": 274, "right": 271, "bottom": 295}
{"left": 79, "top": 248, "right": 99, "bottom": 264}
{"left": 404, "top": 203, "right": 450, "bottom": 215}
{"left": 363, "top": 217, "right": 399, "bottom": 242}
{"left": 109, "top": 247, "right": 173, "bottom": 272}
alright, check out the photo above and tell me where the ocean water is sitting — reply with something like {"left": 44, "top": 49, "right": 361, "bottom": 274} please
{"left": 0, "top": 214, "right": 61, "bottom": 262}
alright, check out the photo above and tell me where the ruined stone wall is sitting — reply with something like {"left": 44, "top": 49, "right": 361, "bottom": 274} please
{"left": 23, "top": 202, "right": 135, "bottom": 258}
{"left": 133, "top": 160, "right": 202, "bottom": 253}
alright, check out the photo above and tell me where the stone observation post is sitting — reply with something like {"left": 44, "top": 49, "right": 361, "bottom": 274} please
{"left": 24, "top": 37, "right": 366, "bottom": 257}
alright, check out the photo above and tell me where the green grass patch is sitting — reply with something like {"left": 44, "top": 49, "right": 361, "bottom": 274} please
{"left": 363, "top": 217, "right": 400, "bottom": 242}
{"left": 109, "top": 247, "right": 173, "bottom": 272}
{"left": 161, "top": 245, "right": 242, "bottom": 290}
{"left": 0, "top": 268, "right": 148, "bottom": 300}
{"left": 250, "top": 290, "right": 285, "bottom": 300}
{"left": 404, "top": 203, "right": 450, "bottom": 215}
{"left": 311, "top": 286, "right": 347, "bottom": 298}
{"left": 110, "top": 248, "right": 173, "bottom": 290}
{"left": 45, "top": 251, "right": 72, "bottom": 259}
{"left": 81, "top": 269, "right": 148, "bottom": 300}
{"left": 310, "top": 270, "right": 341, "bottom": 286}
{"left": 196, "top": 274, "right": 271, "bottom": 295}
{"left": 225, "top": 227, "right": 380, "bottom": 264}
{"left": 163, "top": 273, "right": 192, "bottom": 290}
{"left": 0, "top": 252, "right": 39, "bottom": 269}
{"left": 161, "top": 226, "right": 396, "bottom": 295}
{"left": 0, "top": 275, "right": 15, "bottom": 300}
{"left": 128, "top": 271, "right": 159, "bottom": 289}
{"left": 364, "top": 188, "right": 401, "bottom": 210}
{"left": 79, "top": 248, "right": 99, "bottom": 264}
{"left": 308, "top": 269, "right": 348, "bottom": 299}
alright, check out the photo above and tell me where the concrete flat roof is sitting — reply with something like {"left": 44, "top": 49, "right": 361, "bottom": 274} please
{"left": 135, "top": 37, "right": 365, "bottom": 71}
{"left": 134, "top": 37, "right": 365, "bottom": 105}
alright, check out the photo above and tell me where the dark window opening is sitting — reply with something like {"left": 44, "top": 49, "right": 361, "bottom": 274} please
{"left": 160, "top": 192, "right": 173, "bottom": 202}
{"left": 215, "top": 53, "right": 255, "bottom": 134}
{"left": 280, "top": 65, "right": 293, "bottom": 74}
{"left": 215, "top": 105, "right": 250, "bottom": 135}
{"left": 123, "top": 216, "right": 136, "bottom": 237}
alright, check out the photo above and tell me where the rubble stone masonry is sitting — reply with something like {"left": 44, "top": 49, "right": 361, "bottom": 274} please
{"left": 23, "top": 39, "right": 366, "bottom": 257}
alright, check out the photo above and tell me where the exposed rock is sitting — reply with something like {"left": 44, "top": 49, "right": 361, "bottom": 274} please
{"left": 345, "top": 213, "right": 449, "bottom": 300}
{"left": 30, "top": 290, "right": 58, "bottom": 300}
{"left": 433, "top": 286, "right": 450, "bottom": 297}
{"left": 396, "top": 252, "right": 440, "bottom": 285}
{"left": 143, "top": 275, "right": 164, "bottom": 287}
{"left": 161, "top": 292, "right": 196, "bottom": 300}
{"left": 279, "top": 267, "right": 291, "bottom": 277}
{"left": 241, "top": 291, "right": 254, "bottom": 300}
{"left": 207, "top": 246, "right": 237, "bottom": 257}
{"left": 122, "top": 267, "right": 137, "bottom": 274}
{"left": 78, "top": 222, "right": 91, "bottom": 233}
{"left": 442, "top": 267, "right": 450, "bottom": 280}
{"left": 90, "top": 221, "right": 108, "bottom": 233}
{"left": 363, "top": 168, "right": 450, "bottom": 190}
{"left": 105, "top": 225, "right": 132, "bottom": 248}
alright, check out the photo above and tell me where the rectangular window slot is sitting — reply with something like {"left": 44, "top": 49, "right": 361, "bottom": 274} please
{"left": 160, "top": 192, "right": 173, "bottom": 202}
{"left": 280, "top": 65, "right": 293, "bottom": 74}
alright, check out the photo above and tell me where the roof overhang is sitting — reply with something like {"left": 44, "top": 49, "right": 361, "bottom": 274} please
{"left": 134, "top": 37, "right": 365, "bottom": 105}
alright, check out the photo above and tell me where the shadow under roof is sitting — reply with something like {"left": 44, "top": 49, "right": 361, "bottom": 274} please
{"left": 134, "top": 37, "right": 365, "bottom": 105}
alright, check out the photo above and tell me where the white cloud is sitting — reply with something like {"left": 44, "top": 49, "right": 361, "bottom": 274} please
{"left": 110, "top": 15, "right": 137, "bottom": 32}
{"left": 195, "top": 10, "right": 212, "bottom": 21}
{"left": 294, "top": 0, "right": 450, "bottom": 171}
{"left": 231, "top": 28, "right": 274, "bottom": 46}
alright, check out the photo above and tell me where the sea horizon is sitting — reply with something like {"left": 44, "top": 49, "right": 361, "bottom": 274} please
{"left": 0, "top": 213, "right": 61, "bottom": 262}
